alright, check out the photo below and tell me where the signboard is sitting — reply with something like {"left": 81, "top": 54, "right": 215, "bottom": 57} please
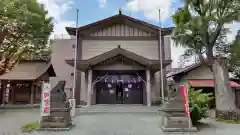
{"left": 180, "top": 84, "right": 190, "bottom": 117}
{"left": 41, "top": 82, "right": 51, "bottom": 116}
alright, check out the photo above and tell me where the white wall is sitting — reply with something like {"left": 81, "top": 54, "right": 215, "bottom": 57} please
{"left": 82, "top": 40, "right": 159, "bottom": 60}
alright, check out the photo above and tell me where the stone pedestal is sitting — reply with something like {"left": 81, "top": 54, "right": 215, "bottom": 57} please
{"left": 160, "top": 89, "right": 197, "bottom": 132}
{"left": 40, "top": 81, "right": 74, "bottom": 131}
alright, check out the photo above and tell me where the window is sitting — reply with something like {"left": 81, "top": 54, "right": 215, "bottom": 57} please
{"left": 71, "top": 72, "right": 74, "bottom": 76}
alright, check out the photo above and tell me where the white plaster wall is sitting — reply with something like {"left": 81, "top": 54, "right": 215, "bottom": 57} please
{"left": 82, "top": 40, "right": 159, "bottom": 60}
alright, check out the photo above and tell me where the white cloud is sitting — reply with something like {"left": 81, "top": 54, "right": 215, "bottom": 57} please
{"left": 37, "top": 0, "right": 75, "bottom": 39}
{"left": 98, "top": 0, "right": 107, "bottom": 8}
{"left": 225, "top": 22, "right": 240, "bottom": 42}
{"left": 51, "top": 21, "right": 75, "bottom": 39}
{"left": 126, "top": 0, "right": 174, "bottom": 22}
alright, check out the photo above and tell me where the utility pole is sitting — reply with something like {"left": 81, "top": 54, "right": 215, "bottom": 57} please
{"left": 71, "top": 9, "right": 79, "bottom": 117}
{"left": 158, "top": 9, "right": 164, "bottom": 103}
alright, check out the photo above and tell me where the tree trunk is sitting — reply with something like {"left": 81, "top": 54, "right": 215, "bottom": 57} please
{"left": 0, "top": 29, "right": 8, "bottom": 45}
{"left": 207, "top": 46, "right": 214, "bottom": 67}
{"left": 212, "top": 57, "right": 237, "bottom": 119}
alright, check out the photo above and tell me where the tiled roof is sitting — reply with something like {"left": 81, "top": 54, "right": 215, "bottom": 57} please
{"left": 0, "top": 61, "right": 56, "bottom": 80}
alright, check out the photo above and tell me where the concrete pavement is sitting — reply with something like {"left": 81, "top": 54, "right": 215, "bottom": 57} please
{"left": 0, "top": 106, "right": 239, "bottom": 135}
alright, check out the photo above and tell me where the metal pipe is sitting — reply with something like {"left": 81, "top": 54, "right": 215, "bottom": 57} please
{"left": 158, "top": 9, "right": 164, "bottom": 102}
{"left": 71, "top": 9, "right": 79, "bottom": 116}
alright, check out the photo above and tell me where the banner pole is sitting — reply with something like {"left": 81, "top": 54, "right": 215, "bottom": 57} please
{"left": 158, "top": 9, "right": 164, "bottom": 103}
{"left": 71, "top": 9, "right": 79, "bottom": 117}
{"left": 180, "top": 79, "right": 192, "bottom": 134}
{"left": 39, "top": 81, "right": 42, "bottom": 124}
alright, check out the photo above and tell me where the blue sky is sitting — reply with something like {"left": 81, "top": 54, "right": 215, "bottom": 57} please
{"left": 64, "top": 0, "right": 180, "bottom": 28}
{"left": 37, "top": 0, "right": 239, "bottom": 68}
{"left": 36, "top": 0, "right": 183, "bottom": 35}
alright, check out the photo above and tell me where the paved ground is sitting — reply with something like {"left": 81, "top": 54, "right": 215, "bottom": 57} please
{"left": 0, "top": 109, "right": 40, "bottom": 134}
{"left": 0, "top": 106, "right": 240, "bottom": 135}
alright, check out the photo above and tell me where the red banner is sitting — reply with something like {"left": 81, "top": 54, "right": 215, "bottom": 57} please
{"left": 41, "top": 83, "right": 51, "bottom": 116}
{"left": 180, "top": 84, "right": 190, "bottom": 117}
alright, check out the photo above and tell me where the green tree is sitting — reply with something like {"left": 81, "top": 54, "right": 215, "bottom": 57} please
{"left": 172, "top": 0, "right": 240, "bottom": 113}
{"left": 0, "top": 0, "right": 53, "bottom": 74}
{"left": 229, "top": 30, "right": 240, "bottom": 78}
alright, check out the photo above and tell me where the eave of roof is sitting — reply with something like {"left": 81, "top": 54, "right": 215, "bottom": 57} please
{"left": 167, "top": 62, "right": 202, "bottom": 77}
{"left": 66, "top": 13, "right": 174, "bottom": 36}
{"left": 0, "top": 61, "right": 56, "bottom": 80}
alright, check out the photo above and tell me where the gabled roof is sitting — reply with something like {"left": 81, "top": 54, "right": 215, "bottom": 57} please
{"left": 167, "top": 62, "right": 202, "bottom": 77}
{"left": 0, "top": 60, "right": 56, "bottom": 80}
{"left": 66, "top": 46, "right": 172, "bottom": 72}
{"left": 66, "top": 12, "right": 174, "bottom": 36}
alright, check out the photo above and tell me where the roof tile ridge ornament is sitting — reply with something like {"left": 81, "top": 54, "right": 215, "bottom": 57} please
{"left": 119, "top": 8, "right": 122, "bottom": 15}
{"left": 118, "top": 45, "right": 121, "bottom": 48}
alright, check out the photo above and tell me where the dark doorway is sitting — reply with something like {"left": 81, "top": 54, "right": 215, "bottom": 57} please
{"left": 116, "top": 83, "right": 123, "bottom": 104}
{"left": 95, "top": 70, "right": 144, "bottom": 104}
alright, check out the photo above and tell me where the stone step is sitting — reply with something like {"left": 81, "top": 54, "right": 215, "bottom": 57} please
{"left": 40, "top": 121, "right": 71, "bottom": 128}
{"left": 77, "top": 105, "right": 160, "bottom": 114}
{"left": 42, "top": 116, "right": 71, "bottom": 122}
{"left": 42, "top": 116, "right": 65, "bottom": 121}
{"left": 50, "top": 111, "right": 71, "bottom": 117}
{"left": 51, "top": 108, "right": 71, "bottom": 112}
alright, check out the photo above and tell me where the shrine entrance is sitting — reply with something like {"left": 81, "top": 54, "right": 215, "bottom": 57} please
{"left": 95, "top": 70, "right": 145, "bottom": 104}
{"left": 66, "top": 46, "right": 172, "bottom": 106}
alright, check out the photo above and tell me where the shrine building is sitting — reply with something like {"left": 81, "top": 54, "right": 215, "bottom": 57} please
{"left": 0, "top": 60, "right": 56, "bottom": 105}
{"left": 50, "top": 11, "right": 173, "bottom": 106}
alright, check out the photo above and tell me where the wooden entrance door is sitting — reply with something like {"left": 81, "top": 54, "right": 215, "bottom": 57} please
{"left": 96, "top": 81, "right": 143, "bottom": 104}
{"left": 95, "top": 71, "right": 144, "bottom": 104}
{"left": 123, "top": 82, "right": 143, "bottom": 104}
{"left": 96, "top": 82, "right": 116, "bottom": 104}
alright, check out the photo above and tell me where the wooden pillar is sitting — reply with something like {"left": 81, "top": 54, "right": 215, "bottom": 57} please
{"left": 5, "top": 83, "right": 10, "bottom": 104}
{"left": 146, "top": 69, "right": 151, "bottom": 106}
{"left": 10, "top": 84, "right": 15, "bottom": 104}
{"left": 30, "top": 83, "right": 35, "bottom": 104}
{"left": 87, "top": 69, "right": 92, "bottom": 106}
{"left": 0, "top": 81, "right": 3, "bottom": 104}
